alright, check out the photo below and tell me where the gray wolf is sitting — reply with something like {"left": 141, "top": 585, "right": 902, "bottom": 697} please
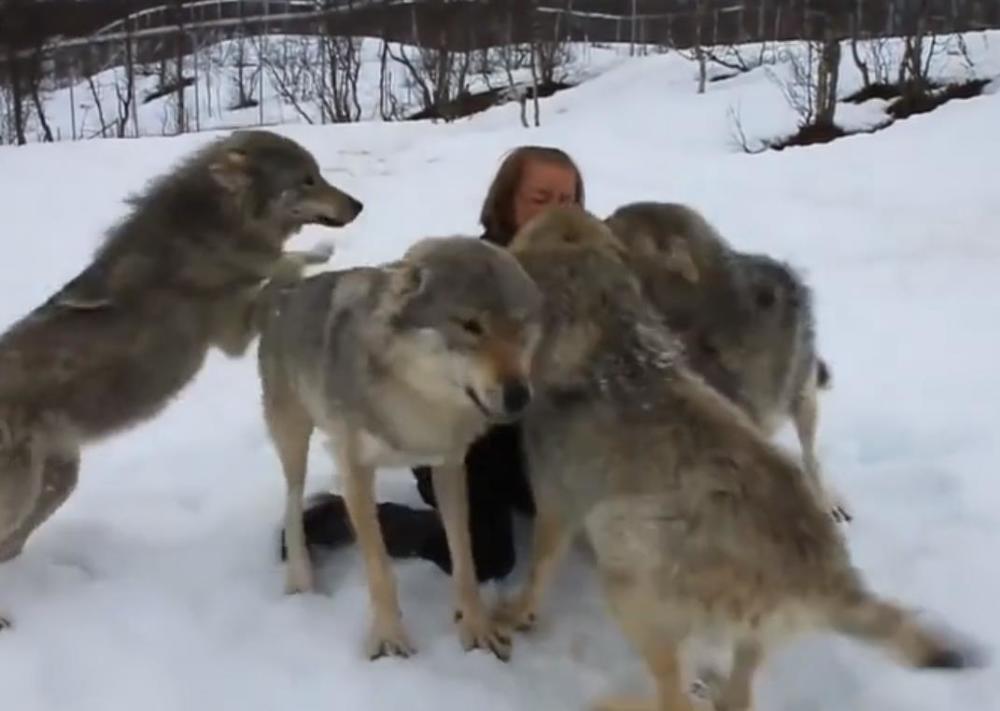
{"left": 497, "top": 205, "right": 981, "bottom": 711}
{"left": 285, "top": 144, "right": 586, "bottom": 585}
{"left": 604, "top": 201, "right": 848, "bottom": 522}
{"left": 256, "top": 235, "right": 542, "bottom": 661}
{"left": 0, "top": 129, "right": 362, "bottom": 628}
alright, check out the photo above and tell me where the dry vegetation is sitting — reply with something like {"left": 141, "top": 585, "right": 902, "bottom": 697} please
{"left": 0, "top": 0, "right": 995, "bottom": 145}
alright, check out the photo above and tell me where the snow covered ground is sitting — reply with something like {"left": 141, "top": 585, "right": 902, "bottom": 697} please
{"left": 1, "top": 32, "right": 999, "bottom": 711}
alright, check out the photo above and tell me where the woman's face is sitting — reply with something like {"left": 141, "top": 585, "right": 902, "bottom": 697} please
{"left": 511, "top": 159, "right": 578, "bottom": 231}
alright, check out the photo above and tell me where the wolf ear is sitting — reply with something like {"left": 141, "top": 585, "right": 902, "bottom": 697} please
{"left": 209, "top": 149, "right": 251, "bottom": 192}
{"left": 661, "top": 242, "right": 699, "bottom": 283}
{"left": 388, "top": 263, "right": 429, "bottom": 301}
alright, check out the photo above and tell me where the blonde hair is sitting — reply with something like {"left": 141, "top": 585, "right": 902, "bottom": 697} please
{"left": 479, "top": 145, "right": 585, "bottom": 246}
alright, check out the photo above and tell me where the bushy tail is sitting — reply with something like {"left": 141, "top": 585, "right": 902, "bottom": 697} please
{"left": 830, "top": 593, "right": 984, "bottom": 671}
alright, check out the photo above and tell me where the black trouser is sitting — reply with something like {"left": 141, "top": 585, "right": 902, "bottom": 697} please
{"left": 288, "top": 423, "right": 534, "bottom": 583}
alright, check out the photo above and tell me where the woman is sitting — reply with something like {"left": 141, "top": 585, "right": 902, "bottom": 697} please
{"left": 285, "top": 145, "right": 585, "bottom": 582}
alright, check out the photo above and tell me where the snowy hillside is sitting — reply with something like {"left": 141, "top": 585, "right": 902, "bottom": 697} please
{"left": 40, "top": 37, "right": 632, "bottom": 141}
{"left": 0, "top": 32, "right": 999, "bottom": 711}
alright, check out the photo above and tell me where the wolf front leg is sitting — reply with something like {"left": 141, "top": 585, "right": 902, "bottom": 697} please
{"left": 431, "top": 462, "right": 512, "bottom": 661}
{"left": 264, "top": 396, "right": 316, "bottom": 595}
{"left": 792, "top": 375, "right": 851, "bottom": 524}
{"left": 336, "top": 454, "right": 415, "bottom": 660}
{"left": 0, "top": 406, "right": 66, "bottom": 632}
{"left": 493, "top": 481, "right": 574, "bottom": 632}
{"left": 268, "top": 243, "right": 336, "bottom": 285}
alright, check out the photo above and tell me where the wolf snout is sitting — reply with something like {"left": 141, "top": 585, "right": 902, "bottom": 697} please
{"left": 501, "top": 379, "right": 532, "bottom": 416}
{"left": 312, "top": 194, "right": 363, "bottom": 228}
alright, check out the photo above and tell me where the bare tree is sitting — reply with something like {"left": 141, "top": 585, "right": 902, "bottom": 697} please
{"left": 85, "top": 73, "right": 111, "bottom": 138}
{"left": 523, "top": 0, "right": 573, "bottom": 125}
{"left": 726, "top": 101, "right": 766, "bottom": 154}
{"left": 675, "top": 0, "right": 711, "bottom": 93}
{"left": 528, "top": 41, "right": 541, "bottom": 126}
{"left": 320, "top": 35, "right": 363, "bottom": 123}
{"left": 389, "top": 41, "right": 470, "bottom": 118}
{"left": 25, "top": 42, "right": 54, "bottom": 143}
{"left": 377, "top": 40, "right": 403, "bottom": 121}
{"left": 1, "top": 11, "right": 28, "bottom": 145}
{"left": 386, "top": 1, "right": 480, "bottom": 120}
{"left": 694, "top": 0, "right": 709, "bottom": 94}
{"left": 495, "top": 11, "right": 532, "bottom": 128}
{"left": 768, "top": 35, "right": 840, "bottom": 130}
{"left": 849, "top": 24, "right": 894, "bottom": 89}
{"left": 763, "top": 5, "right": 846, "bottom": 131}
{"left": 531, "top": 0, "right": 572, "bottom": 88}
{"left": 171, "top": 0, "right": 187, "bottom": 134}
{"left": 703, "top": 41, "right": 776, "bottom": 75}
{"left": 229, "top": 0, "right": 260, "bottom": 110}
{"left": 896, "top": 0, "right": 943, "bottom": 97}
{"left": 114, "top": 18, "right": 137, "bottom": 138}
{"left": 259, "top": 35, "right": 316, "bottom": 124}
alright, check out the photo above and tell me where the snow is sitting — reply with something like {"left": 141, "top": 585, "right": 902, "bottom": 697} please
{"left": 2, "top": 31, "right": 1000, "bottom": 711}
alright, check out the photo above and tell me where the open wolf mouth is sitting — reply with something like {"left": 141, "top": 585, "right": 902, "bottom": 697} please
{"left": 316, "top": 215, "right": 348, "bottom": 228}
{"left": 464, "top": 387, "right": 521, "bottom": 423}
{"left": 464, "top": 387, "right": 493, "bottom": 418}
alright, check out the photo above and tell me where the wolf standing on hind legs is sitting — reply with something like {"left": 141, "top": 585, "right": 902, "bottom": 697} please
{"left": 500, "top": 206, "right": 982, "bottom": 711}
{"left": 605, "top": 201, "right": 848, "bottom": 522}
{"left": 0, "top": 129, "right": 363, "bottom": 629}
{"left": 256, "top": 236, "right": 542, "bottom": 661}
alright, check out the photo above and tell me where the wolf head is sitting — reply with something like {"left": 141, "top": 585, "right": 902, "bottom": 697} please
{"left": 381, "top": 237, "right": 544, "bottom": 422}
{"left": 509, "top": 203, "right": 630, "bottom": 261}
{"left": 508, "top": 205, "right": 676, "bottom": 392}
{"left": 207, "top": 130, "right": 364, "bottom": 239}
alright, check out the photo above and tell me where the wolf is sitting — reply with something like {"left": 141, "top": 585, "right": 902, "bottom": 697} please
{"left": 256, "top": 235, "right": 542, "bottom": 662}
{"left": 497, "top": 205, "right": 980, "bottom": 711}
{"left": 604, "top": 201, "right": 847, "bottom": 522}
{"left": 0, "top": 129, "right": 363, "bottom": 628}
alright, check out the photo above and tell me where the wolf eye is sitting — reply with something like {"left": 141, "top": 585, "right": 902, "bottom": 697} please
{"left": 457, "top": 318, "right": 483, "bottom": 336}
{"left": 303, "top": 174, "right": 316, "bottom": 187}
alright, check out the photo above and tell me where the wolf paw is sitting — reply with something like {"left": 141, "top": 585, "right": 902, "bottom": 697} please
{"left": 455, "top": 608, "right": 512, "bottom": 661}
{"left": 831, "top": 505, "right": 853, "bottom": 524}
{"left": 826, "top": 493, "right": 853, "bottom": 524}
{"left": 366, "top": 617, "right": 416, "bottom": 660}
{"left": 492, "top": 593, "right": 538, "bottom": 633}
{"left": 283, "top": 560, "right": 314, "bottom": 595}
{"left": 304, "top": 240, "right": 336, "bottom": 265}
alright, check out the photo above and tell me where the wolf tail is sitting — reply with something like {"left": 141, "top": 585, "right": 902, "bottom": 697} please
{"left": 829, "top": 591, "right": 984, "bottom": 671}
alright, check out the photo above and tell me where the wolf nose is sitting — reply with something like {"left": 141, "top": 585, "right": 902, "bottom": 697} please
{"left": 349, "top": 196, "right": 364, "bottom": 216}
{"left": 502, "top": 380, "right": 532, "bottom": 415}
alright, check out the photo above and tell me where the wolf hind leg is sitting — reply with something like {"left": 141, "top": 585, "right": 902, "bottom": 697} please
{"left": 0, "top": 408, "right": 55, "bottom": 560}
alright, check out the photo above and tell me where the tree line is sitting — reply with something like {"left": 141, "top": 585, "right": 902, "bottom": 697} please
{"left": 1, "top": 0, "right": 996, "bottom": 144}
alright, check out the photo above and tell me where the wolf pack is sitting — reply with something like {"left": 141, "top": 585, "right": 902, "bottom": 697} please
{"left": 0, "top": 130, "right": 986, "bottom": 710}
